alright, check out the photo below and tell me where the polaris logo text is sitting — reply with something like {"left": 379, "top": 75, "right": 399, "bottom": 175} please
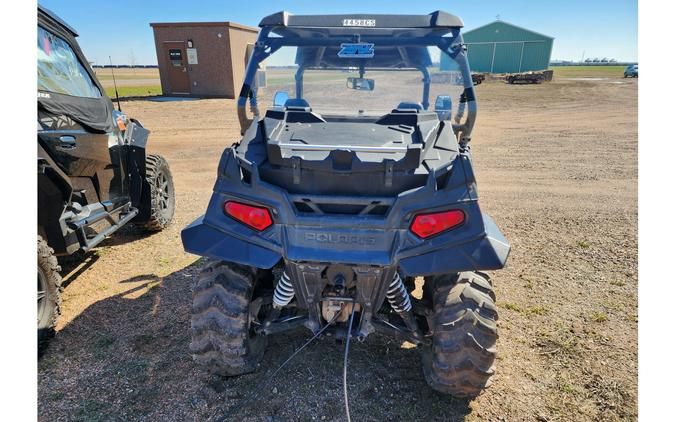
{"left": 304, "top": 232, "right": 376, "bottom": 246}
{"left": 342, "top": 19, "right": 376, "bottom": 27}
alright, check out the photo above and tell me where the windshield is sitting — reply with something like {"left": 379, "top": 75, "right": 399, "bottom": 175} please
{"left": 258, "top": 46, "right": 466, "bottom": 117}
{"left": 238, "top": 25, "right": 477, "bottom": 143}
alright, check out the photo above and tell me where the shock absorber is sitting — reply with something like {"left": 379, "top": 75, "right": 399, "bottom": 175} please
{"left": 386, "top": 272, "right": 420, "bottom": 336}
{"left": 263, "top": 270, "right": 295, "bottom": 330}
{"left": 273, "top": 270, "right": 295, "bottom": 308}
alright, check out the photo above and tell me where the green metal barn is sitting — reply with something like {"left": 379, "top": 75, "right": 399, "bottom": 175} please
{"left": 441, "top": 21, "right": 554, "bottom": 74}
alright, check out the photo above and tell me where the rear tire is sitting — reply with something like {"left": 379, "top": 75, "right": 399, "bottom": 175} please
{"left": 190, "top": 261, "right": 267, "bottom": 376}
{"left": 422, "top": 271, "right": 498, "bottom": 398}
{"left": 143, "top": 154, "right": 175, "bottom": 231}
{"left": 38, "top": 236, "right": 62, "bottom": 355}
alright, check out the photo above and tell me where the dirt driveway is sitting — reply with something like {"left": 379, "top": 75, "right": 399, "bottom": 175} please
{"left": 38, "top": 77, "right": 638, "bottom": 421}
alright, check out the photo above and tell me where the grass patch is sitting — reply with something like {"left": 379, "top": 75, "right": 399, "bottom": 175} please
{"left": 577, "top": 240, "right": 591, "bottom": 249}
{"left": 560, "top": 382, "right": 579, "bottom": 395}
{"left": 95, "top": 70, "right": 159, "bottom": 81}
{"left": 609, "top": 279, "right": 626, "bottom": 287}
{"left": 527, "top": 306, "right": 549, "bottom": 316}
{"left": 40, "top": 355, "right": 59, "bottom": 370}
{"left": 502, "top": 302, "right": 548, "bottom": 316}
{"left": 550, "top": 65, "right": 626, "bottom": 78}
{"left": 104, "top": 85, "right": 161, "bottom": 98}
{"left": 90, "top": 335, "right": 115, "bottom": 359}
{"left": 535, "top": 328, "right": 581, "bottom": 361}
{"left": 590, "top": 311, "right": 608, "bottom": 323}
{"left": 503, "top": 302, "right": 523, "bottom": 313}
{"left": 76, "top": 399, "right": 106, "bottom": 421}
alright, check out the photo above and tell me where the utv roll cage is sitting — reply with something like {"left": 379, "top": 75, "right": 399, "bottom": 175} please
{"left": 236, "top": 11, "right": 478, "bottom": 145}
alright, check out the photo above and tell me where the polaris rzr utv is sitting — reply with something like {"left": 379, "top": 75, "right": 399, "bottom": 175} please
{"left": 38, "top": 6, "right": 175, "bottom": 352}
{"left": 182, "top": 11, "right": 509, "bottom": 397}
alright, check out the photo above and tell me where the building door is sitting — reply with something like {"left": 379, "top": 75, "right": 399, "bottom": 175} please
{"left": 164, "top": 42, "right": 190, "bottom": 94}
{"left": 492, "top": 42, "right": 523, "bottom": 74}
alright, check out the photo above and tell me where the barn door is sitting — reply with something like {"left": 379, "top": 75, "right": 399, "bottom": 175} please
{"left": 164, "top": 42, "right": 190, "bottom": 94}
{"left": 492, "top": 42, "right": 523, "bottom": 74}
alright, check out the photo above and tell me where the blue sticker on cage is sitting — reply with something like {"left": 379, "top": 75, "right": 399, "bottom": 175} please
{"left": 338, "top": 43, "right": 375, "bottom": 58}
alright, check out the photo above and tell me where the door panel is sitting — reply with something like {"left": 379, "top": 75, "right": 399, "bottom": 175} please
{"left": 38, "top": 112, "right": 127, "bottom": 206}
{"left": 164, "top": 42, "right": 190, "bottom": 94}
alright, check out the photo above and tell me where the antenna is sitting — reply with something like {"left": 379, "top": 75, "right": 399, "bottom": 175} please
{"left": 109, "top": 56, "right": 122, "bottom": 112}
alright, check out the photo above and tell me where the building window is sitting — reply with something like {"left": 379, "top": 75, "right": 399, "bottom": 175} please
{"left": 169, "top": 49, "right": 183, "bottom": 67}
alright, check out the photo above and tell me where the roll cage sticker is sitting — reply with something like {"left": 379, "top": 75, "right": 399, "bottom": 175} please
{"left": 338, "top": 43, "right": 375, "bottom": 58}
{"left": 342, "top": 19, "right": 376, "bottom": 27}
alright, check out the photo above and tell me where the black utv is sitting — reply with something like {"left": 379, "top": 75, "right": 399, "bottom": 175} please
{"left": 38, "top": 6, "right": 176, "bottom": 352}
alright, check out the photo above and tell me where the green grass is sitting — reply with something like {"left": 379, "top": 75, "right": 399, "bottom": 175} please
{"left": 503, "top": 302, "right": 524, "bottom": 313}
{"left": 549, "top": 65, "right": 626, "bottom": 79}
{"left": 590, "top": 311, "right": 608, "bottom": 323}
{"left": 104, "top": 85, "right": 162, "bottom": 98}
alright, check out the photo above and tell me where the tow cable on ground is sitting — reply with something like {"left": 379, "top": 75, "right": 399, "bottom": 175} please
{"left": 220, "top": 307, "right": 356, "bottom": 421}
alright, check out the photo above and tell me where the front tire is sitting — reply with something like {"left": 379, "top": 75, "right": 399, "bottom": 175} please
{"left": 190, "top": 261, "right": 267, "bottom": 376}
{"left": 142, "top": 154, "right": 175, "bottom": 231}
{"left": 38, "top": 236, "right": 62, "bottom": 355}
{"left": 422, "top": 271, "right": 498, "bottom": 398}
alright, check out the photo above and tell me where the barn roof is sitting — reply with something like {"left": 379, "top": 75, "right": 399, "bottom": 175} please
{"left": 464, "top": 20, "right": 554, "bottom": 40}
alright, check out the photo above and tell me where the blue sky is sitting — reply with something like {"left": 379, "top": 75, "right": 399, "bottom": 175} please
{"left": 40, "top": 0, "right": 637, "bottom": 65}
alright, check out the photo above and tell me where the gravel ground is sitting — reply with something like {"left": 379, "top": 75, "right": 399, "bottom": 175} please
{"left": 38, "top": 76, "right": 638, "bottom": 421}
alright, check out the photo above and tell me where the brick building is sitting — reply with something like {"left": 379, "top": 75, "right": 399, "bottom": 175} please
{"left": 150, "top": 21, "right": 258, "bottom": 97}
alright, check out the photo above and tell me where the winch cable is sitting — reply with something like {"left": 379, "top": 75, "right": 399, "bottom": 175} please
{"left": 342, "top": 304, "right": 357, "bottom": 422}
{"left": 218, "top": 309, "right": 343, "bottom": 421}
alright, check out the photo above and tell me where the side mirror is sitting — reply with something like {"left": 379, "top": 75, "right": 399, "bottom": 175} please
{"left": 346, "top": 77, "right": 375, "bottom": 91}
{"left": 273, "top": 91, "right": 289, "bottom": 107}
{"left": 434, "top": 95, "right": 452, "bottom": 120}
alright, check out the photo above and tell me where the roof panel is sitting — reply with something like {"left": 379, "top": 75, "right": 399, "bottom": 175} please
{"left": 259, "top": 10, "right": 463, "bottom": 29}
{"left": 464, "top": 20, "right": 553, "bottom": 42}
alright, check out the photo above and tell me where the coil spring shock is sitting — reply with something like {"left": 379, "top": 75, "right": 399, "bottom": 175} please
{"left": 273, "top": 270, "right": 295, "bottom": 308}
{"left": 386, "top": 272, "right": 412, "bottom": 313}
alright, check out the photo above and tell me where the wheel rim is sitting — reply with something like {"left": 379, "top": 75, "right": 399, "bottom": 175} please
{"left": 37, "top": 267, "right": 48, "bottom": 326}
{"left": 155, "top": 171, "right": 172, "bottom": 213}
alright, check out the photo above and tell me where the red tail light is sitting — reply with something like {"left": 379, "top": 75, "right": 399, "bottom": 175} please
{"left": 224, "top": 201, "right": 273, "bottom": 231}
{"left": 410, "top": 209, "right": 465, "bottom": 239}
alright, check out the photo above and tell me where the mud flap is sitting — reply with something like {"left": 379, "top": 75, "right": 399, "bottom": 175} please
{"left": 125, "top": 121, "right": 149, "bottom": 221}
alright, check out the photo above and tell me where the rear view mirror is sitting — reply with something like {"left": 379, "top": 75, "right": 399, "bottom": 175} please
{"left": 273, "top": 91, "right": 289, "bottom": 107}
{"left": 434, "top": 95, "right": 452, "bottom": 120}
{"left": 346, "top": 77, "right": 375, "bottom": 91}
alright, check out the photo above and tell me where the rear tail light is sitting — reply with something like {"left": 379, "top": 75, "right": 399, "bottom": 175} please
{"left": 410, "top": 209, "right": 465, "bottom": 239}
{"left": 224, "top": 201, "right": 273, "bottom": 231}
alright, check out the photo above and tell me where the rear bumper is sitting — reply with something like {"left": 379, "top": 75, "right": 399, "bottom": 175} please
{"left": 181, "top": 210, "right": 509, "bottom": 277}
{"left": 181, "top": 148, "right": 510, "bottom": 276}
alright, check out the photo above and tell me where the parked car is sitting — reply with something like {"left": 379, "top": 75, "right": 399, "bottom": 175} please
{"left": 624, "top": 64, "right": 638, "bottom": 78}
